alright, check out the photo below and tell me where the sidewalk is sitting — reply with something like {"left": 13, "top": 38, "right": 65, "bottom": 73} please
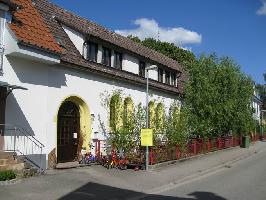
{"left": 69, "top": 141, "right": 266, "bottom": 192}
{"left": 1, "top": 141, "right": 266, "bottom": 200}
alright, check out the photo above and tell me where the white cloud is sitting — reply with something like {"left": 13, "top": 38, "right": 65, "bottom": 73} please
{"left": 115, "top": 18, "right": 202, "bottom": 47}
{"left": 257, "top": 0, "right": 266, "bottom": 15}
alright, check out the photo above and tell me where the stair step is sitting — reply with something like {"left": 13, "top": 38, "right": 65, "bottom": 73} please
{"left": 0, "top": 158, "right": 18, "bottom": 165}
{"left": 0, "top": 152, "right": 42, "bottom": 173}
{"left": 0, "top": 162, "right": 25, "bottom": 171}
{"left": 0, "top": 159, "right": 8, "bottom": 166}
{"left": 0, "top": 152, "right": 16, "bottom": 159}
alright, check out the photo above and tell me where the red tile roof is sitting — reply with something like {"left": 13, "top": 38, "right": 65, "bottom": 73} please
{"left": 8, "top": 0, "right": 62, "bottom": 54}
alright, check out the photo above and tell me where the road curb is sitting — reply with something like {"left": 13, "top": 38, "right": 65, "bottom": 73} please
{"left": 128, "top": 143, "right": 266, "bottom": 200}
{"left": 0, "top": 178, "right": 21, "bottom": 186}
{"left": 149, "top": 145, "right": 242, "bottom": 170}
{"left": 147, "top": 145, "right": 266, "bottom": 195}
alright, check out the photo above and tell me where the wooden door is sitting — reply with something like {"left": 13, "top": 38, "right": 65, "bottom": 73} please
{"left": 57, "top": 101, "right": 80, "bottom": 163}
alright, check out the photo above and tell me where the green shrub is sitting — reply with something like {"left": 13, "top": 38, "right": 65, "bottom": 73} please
{"left": 0, "top": 170, "right": 16, "bottom": 181}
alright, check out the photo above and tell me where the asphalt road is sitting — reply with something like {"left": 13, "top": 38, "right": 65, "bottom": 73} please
{"left": 142, "top": 149, "right": 266, "bottom": 200}
{"left": 1, "top": 144, "right": 266, "bottom": 200}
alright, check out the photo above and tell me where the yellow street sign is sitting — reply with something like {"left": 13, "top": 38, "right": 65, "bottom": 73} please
{"left": 141, "top": 128, "right": 153, "bottom": 146}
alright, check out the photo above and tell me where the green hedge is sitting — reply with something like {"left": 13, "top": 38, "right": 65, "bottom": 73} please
{"left": 0, "top": 170, "right": 16, "bottom": 181}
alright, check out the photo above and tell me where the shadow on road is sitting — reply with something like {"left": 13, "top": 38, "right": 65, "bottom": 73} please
{"left": 59, "top": 182, "right": 227, "bottom": 200}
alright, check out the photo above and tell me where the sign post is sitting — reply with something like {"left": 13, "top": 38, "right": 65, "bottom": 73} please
{"left": 141, "top": 128, "right": 153, "bottom": 147}
{"left": 141, "top": 128, "right": 153, "bottom": 170}
{"left": 144, "top": 65, "right": 157, "bottom": 170}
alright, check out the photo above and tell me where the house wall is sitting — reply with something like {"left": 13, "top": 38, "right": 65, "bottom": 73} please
{"left": 252, "top": 98, "right": 261, "bottom": 123}
{"left": 2, "top": 52, "right": 179, "bottom": 168}
{"left": 1, "top": 19, "right": 179, "bottom": 169}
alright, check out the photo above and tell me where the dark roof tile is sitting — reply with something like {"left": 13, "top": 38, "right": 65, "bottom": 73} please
{"left": 8, "top": 0, "right": 187, "bottom": 94}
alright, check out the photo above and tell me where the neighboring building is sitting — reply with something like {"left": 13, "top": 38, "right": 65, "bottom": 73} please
{"left": 0, "top": 0, "right": 186, "bottom": 169}
{"left": 252, "top": 87, "right": 263, "bottom": 125}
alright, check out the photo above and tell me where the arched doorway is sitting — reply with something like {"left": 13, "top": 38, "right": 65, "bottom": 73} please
{"left": 57, "top": 101, "right": 80, "bottom": 163}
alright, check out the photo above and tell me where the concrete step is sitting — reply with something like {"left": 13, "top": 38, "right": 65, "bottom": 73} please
{"left": 56, "top": 161, "right": 80, "bottom": 169}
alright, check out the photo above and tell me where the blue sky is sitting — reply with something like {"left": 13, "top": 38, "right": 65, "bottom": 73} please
{"left": 51, "top": 0, "right": 266, "bottom": 84}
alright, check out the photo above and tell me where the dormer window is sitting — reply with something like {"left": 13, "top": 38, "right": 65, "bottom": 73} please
{"left": 158, "top": 68, "right": 163, "bottom": 83}
{"left": 102, "top": 46, "right": 111, "bottom": 66}
{"left": 84, "top": 41, "right": 98, "bottom": 62}
{"left": 171, "top": 72, "right": 176, "bottom": 86}
{"left": 165, "top": 70, "right": 170, "bottom": 85}
{"left": 139, "top": 61, "right": 145, "bottom": 77}
{"left": 114, "top": 51, "right": 122, "bottom": 69}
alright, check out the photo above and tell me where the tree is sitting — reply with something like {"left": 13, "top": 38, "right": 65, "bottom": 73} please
{"left": 127, "top": 36, "right": 196, "bottom": 68}
{"left": 185, "top": 54, "right": 255, "bottom": 136}
{"left": 126, "top": 37, "right": 256, "bottom": 138}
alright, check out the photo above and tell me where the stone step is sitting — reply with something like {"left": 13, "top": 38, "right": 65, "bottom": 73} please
{"left": 0, "top": 152, "right": 38, "bottom": 173}
{"left": 0, "top": 152, "right": 16, "bottom": 159}
{"left": 0, "top": 158, "right": 8, "bottom": 166}
{"left": 0, "top": 152, "right": 18, "bottom": 166}
{"left": 0, "top": 162, "right": 25, "bottom": 171}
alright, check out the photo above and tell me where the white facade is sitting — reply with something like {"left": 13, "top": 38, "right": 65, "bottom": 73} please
{"left": 1, "top": 19, "right": 180, "bottom": 169}
{"left": 252, "top": 90, "right": 262, "bottom": 123}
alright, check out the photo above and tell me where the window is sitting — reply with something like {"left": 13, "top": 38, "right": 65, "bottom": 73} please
{"left": 139, "top": 61, "right": 145, "bottom": 77}
{"left": 114, "top": 51, "right": 122, "bottom": 69}
{"left": 85, "top": 41, "right": 98, "bottom": 62}
{"left": 171, "top": 72, "right": 176, "bottom": 86}
{"left": 102, "top": 46, "right": 111, "bottom": 66}
{"left": 158, "top": 68, "right": 164, "bottom": 83}
{"left": 165, "top": 71, "right": 170, "bottom": 85}
{"left": 0, "top": 10, "right": 6, "bottom": 73}
{"left": 0, "top": 10, "right": 5, "bottom": 46}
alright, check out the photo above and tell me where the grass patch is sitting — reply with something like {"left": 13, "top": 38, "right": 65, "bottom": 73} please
{"left": 0, "top": 170, "right": 17, "bottom": 181}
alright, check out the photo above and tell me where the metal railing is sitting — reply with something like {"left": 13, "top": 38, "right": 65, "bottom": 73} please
{"left": 0, "top": 124, "right": 45, "bottom": 171}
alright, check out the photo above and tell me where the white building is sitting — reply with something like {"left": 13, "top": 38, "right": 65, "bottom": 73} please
{"left": 0, "top": 0, "right": 186, "bottom": 169}
{"left": 252, "top": 88, "right": 263, "bottom": 124}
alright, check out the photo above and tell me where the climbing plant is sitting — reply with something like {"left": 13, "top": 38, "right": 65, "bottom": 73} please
{"left": 155, "top": 102, "right": 166, "bottom": 135}
{"left": 166, "top": 101, "right": 188, "bottom": 150}
{"left": 123, "top": 97, "right": 134, "bottom": 133}
{"left": 133, "top": 103, "right": 146, "bottom": 144}
{"left": 148, "top": 101, "right": 156, "bottom": 129}
{"left": 109, "top": 91, "right": 123, "bottom": 132}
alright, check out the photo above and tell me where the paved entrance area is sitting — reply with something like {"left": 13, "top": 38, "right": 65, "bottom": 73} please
{"left": 1, "top": 141, "right": 266, "bottom": 200}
